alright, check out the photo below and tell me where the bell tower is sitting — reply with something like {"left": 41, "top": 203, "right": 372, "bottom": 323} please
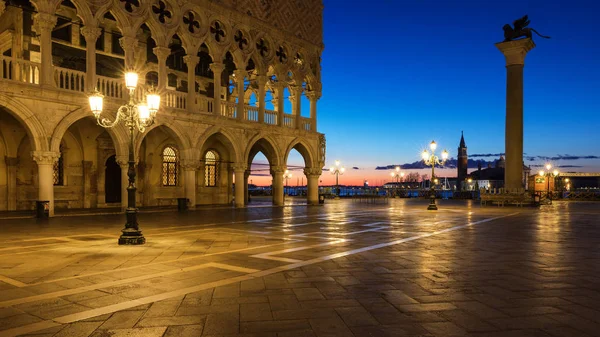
{"left": 457, "top": 131, "right": 468, "bottom": 190}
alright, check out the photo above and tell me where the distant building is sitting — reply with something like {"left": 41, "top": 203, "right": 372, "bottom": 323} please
{"left": 529, "top": 172, "right": 600, "bottom": 192}
{"left": 466, "top": 155, "right": 530, "bottom": 190}
{"left": 457, "top": 132, "right": 468, "bottom": 190}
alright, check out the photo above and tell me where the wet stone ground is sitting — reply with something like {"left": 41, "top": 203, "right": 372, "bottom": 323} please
{"left": 0, "top": 199, "right": 598, "bottom": 337}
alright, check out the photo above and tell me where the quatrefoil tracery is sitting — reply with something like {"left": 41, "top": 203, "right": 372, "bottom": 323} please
{"left": 234, "top": 30, "right": 248, "bottom": 50}
{"left": 256, "top": 38, "right": 269, "bottom": 57}
{"left": 276, "top": 46, "right": 287, "bottom": 63}
{"left": 210, "top": 21, "right": 226, "bottom": 42}
{"left": 183, "top": 11, "right": 200, "bottom": 33}
{"left": 119, "top": 0, "right": 140, "bottom": 13}
{"left": 152, "top": 1, "right": 172, "bottom": 24}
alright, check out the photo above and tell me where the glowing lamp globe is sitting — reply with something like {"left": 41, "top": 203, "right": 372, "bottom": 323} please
{"left": 125, "top": 72, "right": 139, "bottom": 90}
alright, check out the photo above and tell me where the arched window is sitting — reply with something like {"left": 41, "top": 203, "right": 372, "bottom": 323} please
{"left": 204, "top": 150, "right": 219, "bottom": 187}
{"left": 162, "top": 146, "right": 178, "bottom": 186}
{"left": 53, "top": 144, "right": 64, "bottom": 185}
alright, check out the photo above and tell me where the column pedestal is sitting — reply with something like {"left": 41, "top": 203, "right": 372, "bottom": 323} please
{"left": 496, "top": 38, "right": 535, "bottom": 190}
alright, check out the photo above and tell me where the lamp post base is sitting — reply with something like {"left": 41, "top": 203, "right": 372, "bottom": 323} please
{"left": 118, "top": 209, "right": 145, "bottom": 245}
{"left": 427, "top": 192, "right": 437, "bottom": 210}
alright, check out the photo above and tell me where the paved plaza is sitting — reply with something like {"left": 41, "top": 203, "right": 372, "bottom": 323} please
{"left": 0, "top": 199, "right": 599, "bottom": 337}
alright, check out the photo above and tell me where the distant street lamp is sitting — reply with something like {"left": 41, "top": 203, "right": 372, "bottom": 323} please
{"left": 538, "top": 163, "right": 559, "bottom": 203}
{"left": 283, "top": 170, "right": 292, "bottom": 196}
{"left": 89, "top": 71, "right": 160, "bottom": 245}
{"left": 421, "top": 140, "right": 449, "bottom": 211}
{"left": 330, "top": 160, "right": 345, "bottom": 198}
{"left": 467, "top": 178, "right": 473, "bottom": 191}
{"left": 390, "top": 166, "right": 404, "bottom": 197}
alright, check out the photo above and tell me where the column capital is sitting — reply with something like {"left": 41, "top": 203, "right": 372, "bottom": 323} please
{"left": 5, "top": 156, "right": 19, "bottom": 167}
{"left": 153, "top": 46, "right": 171, "bottom": 61}
{"left": 233, "top": 69, "right": 247, "bottom": 78}
{"left": 232, "top": 164, "right": 247, "bottom": 172}
{"left": 256, "top": 74, "right": 268, "bottom": 84}
{"left": 31, "top": 151, "right": 60, "bottom": 165}
{"left": 183, "top": 55, "right": 200, "bottom": 66}
{"left": 303, "top": 167, "right": 323, "bottom": 177}
{"left": 306, "top": 90, "right": 321, "bottom": 101}
{"left": 119, "top": 36, "right": 138, "bottom": 51}
{"left": 80, "top": 26, "right": 102, "bottom": 42}
{"left": 495, "top": 38, "right": 536, "bottom": 66}
{"left": 180, "top": 159, "right": 200, "bottom": 171}
{"left": 210, "top": 62, "right": 225, "bottom": 73}
{"left": 270, "top": 166, "right": 286, "bottom": 175}
{"left": 34, "top": 12, "right": 57, "bottom": 32}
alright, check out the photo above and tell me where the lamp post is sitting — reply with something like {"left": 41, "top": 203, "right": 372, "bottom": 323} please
{"left": 421, "top": 140, "right": 449, "bottom": 210}
{"left": 283, "top": 169, "right": 292, "bottom": 196}
{"left": 390, "top": 166, "right": 404, "bottom": 197}
{"left": 89, "top": 71, "right": 160, "bottom": 245}
{"left": 538, "top": 163, "right": 559, "bottom": 203}
{"left": 330, "top": 160, "right": 345, "bottom": 198}
{"left": 467, "top": 178, "right": 473, "bottom": 191}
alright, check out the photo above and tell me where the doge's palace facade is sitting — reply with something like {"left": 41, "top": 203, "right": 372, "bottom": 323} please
{"left": 0, "top": 0, "right": 325, "bottom": 216}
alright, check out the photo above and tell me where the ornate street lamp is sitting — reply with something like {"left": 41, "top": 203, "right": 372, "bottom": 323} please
{"left": 89, "top": 71, "right": 160, "bottom": 245}
{"left": 538, "top": 163, "right": 559, "bottom": 203}
{"left": 330, "top": 160, "right": 345, "bottom": 198}
{"left": 283, "top": 169, "right": 292, "bottom": 196}
{"left": 421, "top": 140, "right": 449, "bottom": 210}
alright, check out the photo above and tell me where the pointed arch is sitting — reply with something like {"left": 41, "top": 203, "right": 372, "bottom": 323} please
{"left": 134, "top": 120, "right": 190, "bottom": 156}
{"left": 195, "top": 126, "right": 240, "bottom": 163}
{"left": 0, "top": 94, "right": 48, "bottom": 152}
{"left": 50, "top": 108, "right": 128, "bottom": 157}
{"left": 284, "top": 138, "right": 315, "bottom": 169}
{"left": 244, "top": 133, "right": 281, "bottom": 168}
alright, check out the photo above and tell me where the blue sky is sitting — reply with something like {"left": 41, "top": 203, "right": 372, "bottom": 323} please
{"left": 287, "top": 0, "right": 599, "bottom": 185}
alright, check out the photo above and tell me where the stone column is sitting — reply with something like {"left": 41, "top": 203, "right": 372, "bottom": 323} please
{"left": 291, "top": 85, "right": 303, "bottom": 129}
{"left": 244, "top": 170, "right": 250, "bottom": 203}
{"left": 234, "top": 70, "right": 246, "bottom": 120}
{"left": 81, "top": 26, "right": 102, "bottom": 92}
{"left": 304, "top": 168, "right": 321, "bottom": 205}
{"left": 117, "top": 157, "right": 129, "bottom": 211}
{"left": 153, "top": 46, "right": 171, "bottom": 91}
{"left": 271, "top": 166, "right": 284, "bottom": 206}
{"left": 257, "top": 75, "right": 267, "bottom": 123}
{"left": 496, "top": 38, "right": 535, "bottom": 190}
{"left": 276, "top": 84, "right": 285, "bottom": 126}
{"left": 119, "top": 36, "right": 138, "bottom": 70}
{"left": 34, "top": 12, "right": 57, "bottom": 86}
{"left": 210, "top": 63, "right": 225, "bottom": 116}
{"left": 32, "top": 151, "right": 60, "bottom": 216}
{"left": 181, "top": 160, "right": 198, "bottom": 209}
{"left": 233, "top": 165, "right": 246, "bottom": 208}
{"left": 183, "top": 55, "right": 199, "bottom": 112}
{"left": 5, "top": 157, "right": 18, "bottom": 211}
{"left": 306, "top": 91, "right": 320, "bottom": 132}
{"left": 82, "top": 161, "right": 93, "bottom": 208}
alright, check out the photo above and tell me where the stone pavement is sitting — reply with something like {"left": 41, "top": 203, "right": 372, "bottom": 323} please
{"left": 0, "top": 199, "right": 599, "bottom": 337}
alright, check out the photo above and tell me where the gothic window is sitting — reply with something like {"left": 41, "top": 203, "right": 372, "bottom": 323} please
{"left": 256, "top": 38, "right": 268, "bottom": 57}
{"left": 234, "top": 30, "right": 248, "bottom": 50}
{"left": 276, "top": 46, "right": 287, "bottom": 63}
{"left": 162, "top": 146, "right": 178, "bottom": 186}
{"left": 204, "top": 150, "right": 219, "bottom": 187}
{"left": 53, "top": 145, "right": 64, "bottom": 186}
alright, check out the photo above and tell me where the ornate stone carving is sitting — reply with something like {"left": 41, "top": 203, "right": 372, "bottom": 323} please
{"left": 270, "top": 165, "right": 285, "bottom": 175}
{"left": 34, "top": 12, "right": 57, "bottom": 33}
{"left": 183, "top": 11, "right": 201, "bottom": 34}
{"left": 303, "top": 167, "right": 322, "bottom": 177}
{"left": 80, "top": 26, "right": 102, "bottom": 43}
{"left": 31, "top": 151, "right": 60, "bottom": 165}
{"left": 318, "top": 134, "right": 326, "bottom": 165}
{"left": 180, "top": 159, "right": 200, "bottom": 171}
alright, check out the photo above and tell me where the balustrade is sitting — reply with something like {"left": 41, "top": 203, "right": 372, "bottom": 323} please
{"left": 301, "top": 117, "right": 311, "bottom": 131}
{"left": 0, "top": 56, "right": 40, "bottom": 84}
{"left": 164, "top": 90, "right": 187, "bottom": 110}
{"left": 221, "top": 101, "right": 237, "bottom": 118}
{"left": 283, "top": 115, "right": 295, "bottom": 128}
{"left": 96, "top": 75, "right": 124, "bottom": 99}
{"left": 54, "top": 67, "right": 85, "bottom": 92}
{"left": 198, "top": 95, "right": 214, "bottom": 114}
{"left": 264, "top": 110, "right": 278, "bottom": 125}
{"left": 245, "top": 106, "right": 259, "bottom": 122}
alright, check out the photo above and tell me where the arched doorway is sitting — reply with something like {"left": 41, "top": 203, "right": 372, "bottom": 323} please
{"left": 105, "top": 155, "right": 121, "bottom": 203}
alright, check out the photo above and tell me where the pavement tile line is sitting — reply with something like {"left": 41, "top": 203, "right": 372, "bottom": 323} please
{"left": 0, "top": 262, "right": 258, "bottom": 308}
{"left": 1, "top": 238, "right": 301, "bottom": 288}
{"left": 0, "top": 212, "right": 519, "bottom": 337}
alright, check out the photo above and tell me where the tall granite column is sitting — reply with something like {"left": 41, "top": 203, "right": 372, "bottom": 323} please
{"left": 496, "top": 38, "right": 535, "bottom": 190}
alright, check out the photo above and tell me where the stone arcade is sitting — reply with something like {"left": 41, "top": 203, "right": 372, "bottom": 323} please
{"left": 0, "top": 0, "right": 325, "bottom": 216}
